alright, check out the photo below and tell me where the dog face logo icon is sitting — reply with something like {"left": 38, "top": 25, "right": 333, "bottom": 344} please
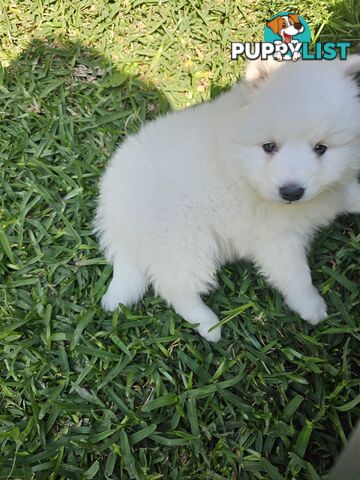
{"left": 266, "top": 14, "right": 304, "bottom": 44}
{"left": 264, "top": 12, "right": 311, "bottom": 61}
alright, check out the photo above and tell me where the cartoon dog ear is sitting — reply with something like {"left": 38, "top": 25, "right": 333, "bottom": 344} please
{"left": 344, "top": 55, "right": 360, "bottom": 77}
{"left": 288, "top": 14, "right": 300, "bottom": 24}
{"left": 245, "top": 58, "right": 283, "bottom": 88}
{"left": 266, "top": 16, "right": 283, "bottom": 35}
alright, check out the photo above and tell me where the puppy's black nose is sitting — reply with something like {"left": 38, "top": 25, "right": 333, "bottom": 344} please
{"left": 279, "top": 184, "right": 305, "bottom": 202}
{"left": 294, "top": 23, "right": 302, "bottom": 30}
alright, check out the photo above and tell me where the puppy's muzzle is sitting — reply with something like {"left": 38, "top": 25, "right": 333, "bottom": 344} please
{"left": 279, "top": 184, "right": 305, "bottom": 202}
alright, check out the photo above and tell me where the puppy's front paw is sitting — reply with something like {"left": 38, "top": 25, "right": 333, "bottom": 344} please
{"left": 197, "top": 321, "right": 222, "bottom": 342}
{"left": 101, "top": 290, "right": 120, "bottom": 311}
{"left": 299, "top": 295, "right": 327, "bottom": 325}
{"left": 287, "top": 289, "right": 327, "bottom": 325}
{"left": 184, "top": 305, "right": 222, "bottom": 342}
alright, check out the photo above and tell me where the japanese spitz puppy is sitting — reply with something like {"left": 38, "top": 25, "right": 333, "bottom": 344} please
{"left": 95, "top": 57, "right": 360, "bottom": 341}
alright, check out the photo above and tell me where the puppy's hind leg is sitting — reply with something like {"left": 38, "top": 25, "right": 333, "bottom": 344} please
{"left": 101, "top": 251, "right": 148, "bottom": 311}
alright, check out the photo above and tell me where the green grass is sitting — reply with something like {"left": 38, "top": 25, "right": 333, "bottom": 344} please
{"left": 0, "top": 1, "right": 360, "bottom": 479}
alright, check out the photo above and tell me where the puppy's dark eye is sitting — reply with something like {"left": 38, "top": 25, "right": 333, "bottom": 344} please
{"left": 263, "top": 142, "right": 278, "bottom": 154}
{"left": 314, "top": 144, "right": 327, "bottom": 156}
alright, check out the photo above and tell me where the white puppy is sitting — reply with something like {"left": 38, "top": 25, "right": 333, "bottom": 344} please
{"left": 95, "top": 57, "right": 360, "bottom": 341}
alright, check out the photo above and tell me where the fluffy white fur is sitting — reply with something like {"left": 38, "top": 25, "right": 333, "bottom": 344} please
{"left": 95, "top": 57, "right": 360, "bottom": 341}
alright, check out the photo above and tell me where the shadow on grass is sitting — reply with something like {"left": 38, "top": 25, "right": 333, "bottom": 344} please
{"left": 0, "top": 36, "right": 170, "bottom": 312}
{"left": 0, "top": 38, "right": 173, "bottom": 479}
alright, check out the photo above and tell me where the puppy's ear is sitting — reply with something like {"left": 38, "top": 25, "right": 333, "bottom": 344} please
{"left": 245, "top": 58, "right": 283, "bottom": 89}
{"left": 266, "top": 16, "right": 283, "bottom": 35}
{"left": 343, "top": 55, "right": 360, "bottom": 77}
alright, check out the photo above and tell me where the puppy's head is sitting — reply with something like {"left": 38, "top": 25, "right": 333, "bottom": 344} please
{"left": 223, "top": 57, "right": 360, "bottom": 205}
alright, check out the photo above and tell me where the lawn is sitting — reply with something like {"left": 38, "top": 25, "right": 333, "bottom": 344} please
{"left": 0, "top": 1, "right": 360, "bottom": 479}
